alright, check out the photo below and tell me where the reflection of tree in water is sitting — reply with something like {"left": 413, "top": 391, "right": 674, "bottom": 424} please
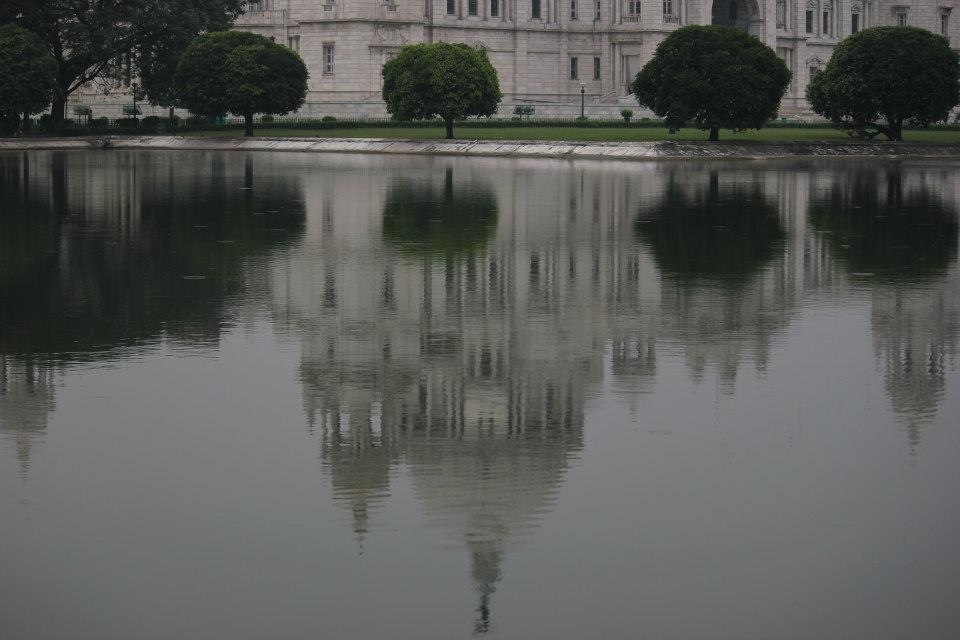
{"left": 809, "top": 169, "right": 958, "bottom": 280}
{"left": 0, "top": 151, "right": 304, "bottom": 358}
{"left": 382, "top": 168, "right": 498, "bottom": 256}
{"left": 634, "top": 170, "right": 790, "bottom": 390}
{"left": 0, "top": 150, "right": 305, "bottom": 470}
{"left": 635, "top": 171, "right": 785, "bottom": 285}
{"left": 810, "top": 169, "right": 960, "bottom": 451}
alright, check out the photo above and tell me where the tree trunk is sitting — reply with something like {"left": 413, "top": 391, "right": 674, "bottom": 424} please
{"left": 168, "top": 106, "right": 175, "bottom": 120}
{"left": 244, "top": 113, "right": 254, "bottom": 137}
{"left": 52, "top": 93, "right": 67, "bottom": 124}
{"left": 887, "top": 119, "right": 902, "bottom": 142}
{"left": 445, "top": 117, "right": 454, "bottom": 140}
{"left": 708, "top": 126, "right": 719, "bottom": 142}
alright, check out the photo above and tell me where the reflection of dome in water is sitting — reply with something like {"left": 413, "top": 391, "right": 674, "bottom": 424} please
{"left": 0, "top": 357, "right": 57, "bottom": 475}
{"left": 310, "top": 362, "right": 585, "bottom": 633}
{"left": 871, "top": 271, "right": 960, "bottom": 451}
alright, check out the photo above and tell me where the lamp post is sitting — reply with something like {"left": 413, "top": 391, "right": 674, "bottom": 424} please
{"left": 580, "top": 82, "right": 586, "bottom": 119}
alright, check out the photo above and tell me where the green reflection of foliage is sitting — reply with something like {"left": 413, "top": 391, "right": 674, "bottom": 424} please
{"left": 0, "top": 152, "right": 304, "bottom": 360}
{"left": 383, "top": 169, "right": 498, "bottom": 257}
{"left": 635, "top": 174, "right": 785, "bottom": 284}
{"left": 808, "top": 170, "right": 959, "bottom": 282}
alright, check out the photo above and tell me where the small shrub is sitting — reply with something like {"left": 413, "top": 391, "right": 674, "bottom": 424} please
{"left": 621, "top": 108, "right": 633, "bottom": 124}
{"left": 260, "top": 114, "right": 274, "bottom": 123}
{"left": 91, "top": 117, "right": 110, "bottom": 128}
{"left": 185, "top": 115, "right": 208, "bottom": 125}
{"left": 575, "top": 116, "right": 589, "bottom": 124}
{"left": 321, "top": 115, "right": 337, "bottom": 122}
{"left": 115, "top": 117, "right": 140, "bottom": 127}
{"left": 141, "top": 115, "right": 163, "bottom": 128}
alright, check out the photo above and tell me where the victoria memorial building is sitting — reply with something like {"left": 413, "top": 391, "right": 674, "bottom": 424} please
{"left": 74, "top": 0, "right": 959, "bottom": 118}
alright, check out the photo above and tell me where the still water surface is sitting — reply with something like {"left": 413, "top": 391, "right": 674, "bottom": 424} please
{"left": 1, "top": 151, "right": 958, "bottom": 639}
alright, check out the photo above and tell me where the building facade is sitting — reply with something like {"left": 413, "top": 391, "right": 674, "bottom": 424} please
{"left": 225, "top": 0, "right": 959, "bottom": 118}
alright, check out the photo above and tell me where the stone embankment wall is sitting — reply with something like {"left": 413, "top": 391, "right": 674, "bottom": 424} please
{"left": 3, "top": 136, "right": 960, "bottom": 160}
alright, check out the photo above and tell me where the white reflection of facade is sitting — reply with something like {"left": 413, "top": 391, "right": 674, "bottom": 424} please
{"left": 266, "top": 156, "right": 861, "bottom": 632}
{"left": 0, "top": 357, "right": 57, "bottom": 476}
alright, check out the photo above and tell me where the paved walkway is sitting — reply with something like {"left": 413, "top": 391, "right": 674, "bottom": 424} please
{"left": 4, "top": 135, "right": 960, "bottom": 160}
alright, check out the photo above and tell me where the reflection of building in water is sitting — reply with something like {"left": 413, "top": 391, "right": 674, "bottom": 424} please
{"left": 633, "top": 165, "right": 844, "bottom": 391}
{"left": 807, "top": 165, "right": 960, "bottom": 450}
{"left": 269, "top": 157, "right": 860, "bottom": 631}
{"left": 0, "top": 357, "right": 57, "bottom": 475}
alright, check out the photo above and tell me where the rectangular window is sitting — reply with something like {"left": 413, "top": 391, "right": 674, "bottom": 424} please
{"left": 468, "top": 0, "right": 478, "bottom": 14}
{"left": 570, "top": 57, "right": 578, "bottom": 80}
{"left": 323, "top": 43, "right": 335, "bottom": 75}
{"left": 942, "top": 11, "right": 950, "bottom": 36}
{"left": 287, "top": 35, "right": 300, "bottom": 52}
{"left": 571, "top": 0, "right": 577, "bottom": 19}
{"left": 663, "top": 0, "right": 673, "bottom": 17}
{"left": 805, "top": 10, "right": 813, "bottom": 33}
{"left": 532, "top": 0, "right": 541, "bottom": 18}
{"left": 491, "top": 0, "right": 500, "bottom": 16}
{"left": 851, "top": 13, "right": 859, "bottom": 33}
{"left": 822, "top": 11, "right": 829, "bottom": 35}
{"left": 625, "top": 0, "right": 641, "bottom": 19}
{"left": 896, "top": 11, "right": 907, "bottom": 26}
{"left": 595, "top": 1, "right": 601, "bottom": 19}
{"left": 447, "top": 0, "right": 456, "bottom": 14}
{"left": 593, "top": 56, "right": 601, "bottom": 80}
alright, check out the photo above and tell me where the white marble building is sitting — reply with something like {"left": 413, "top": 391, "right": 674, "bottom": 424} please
{"left": 223, "top": 0, "right": 959, "bottom": 118}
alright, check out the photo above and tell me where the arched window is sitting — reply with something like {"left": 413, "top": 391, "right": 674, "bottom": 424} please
{"left": 805, "top": 0, "right": 816, "bottom": 33}
{"left": 851, "top": 3, "right": 862, "bottom": 33}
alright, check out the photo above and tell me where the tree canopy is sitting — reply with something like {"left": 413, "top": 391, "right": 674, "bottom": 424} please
{"left": 381, "top": 43, "right": 502, "bottom": 139}
{"left": 174, "top": 31, "right": 308, "bottom": 136}
{"left": 632, "top": 25, "right": 791, "bottom": 141}
{"left": 0, "top": 24, "right": 58, "bottom": 135}
{"left": 1, "top": 0, "right": 244, "bottom": 121}
{"left": 807, "top": 26, "right": 959, "bottom": 141}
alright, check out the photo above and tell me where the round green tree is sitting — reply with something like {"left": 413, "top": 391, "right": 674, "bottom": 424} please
{"left": 632, "top": 25, "right": 791, "bottom": 141}
{"left": 0, "top": 25, "right": 58, "bottom": 135}
{"left": 807, "top": 27, "right": 959, "bottom": 141}
{"left": 382, "top": 42, "right": 502, "bottom": 139}
{"left": 174, "top": 31, "right": 308, "bottom": 136}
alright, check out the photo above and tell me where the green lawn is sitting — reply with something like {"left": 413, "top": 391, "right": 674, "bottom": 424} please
{"left": 188, "top": 126, "right": 960, "bottom": 143}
